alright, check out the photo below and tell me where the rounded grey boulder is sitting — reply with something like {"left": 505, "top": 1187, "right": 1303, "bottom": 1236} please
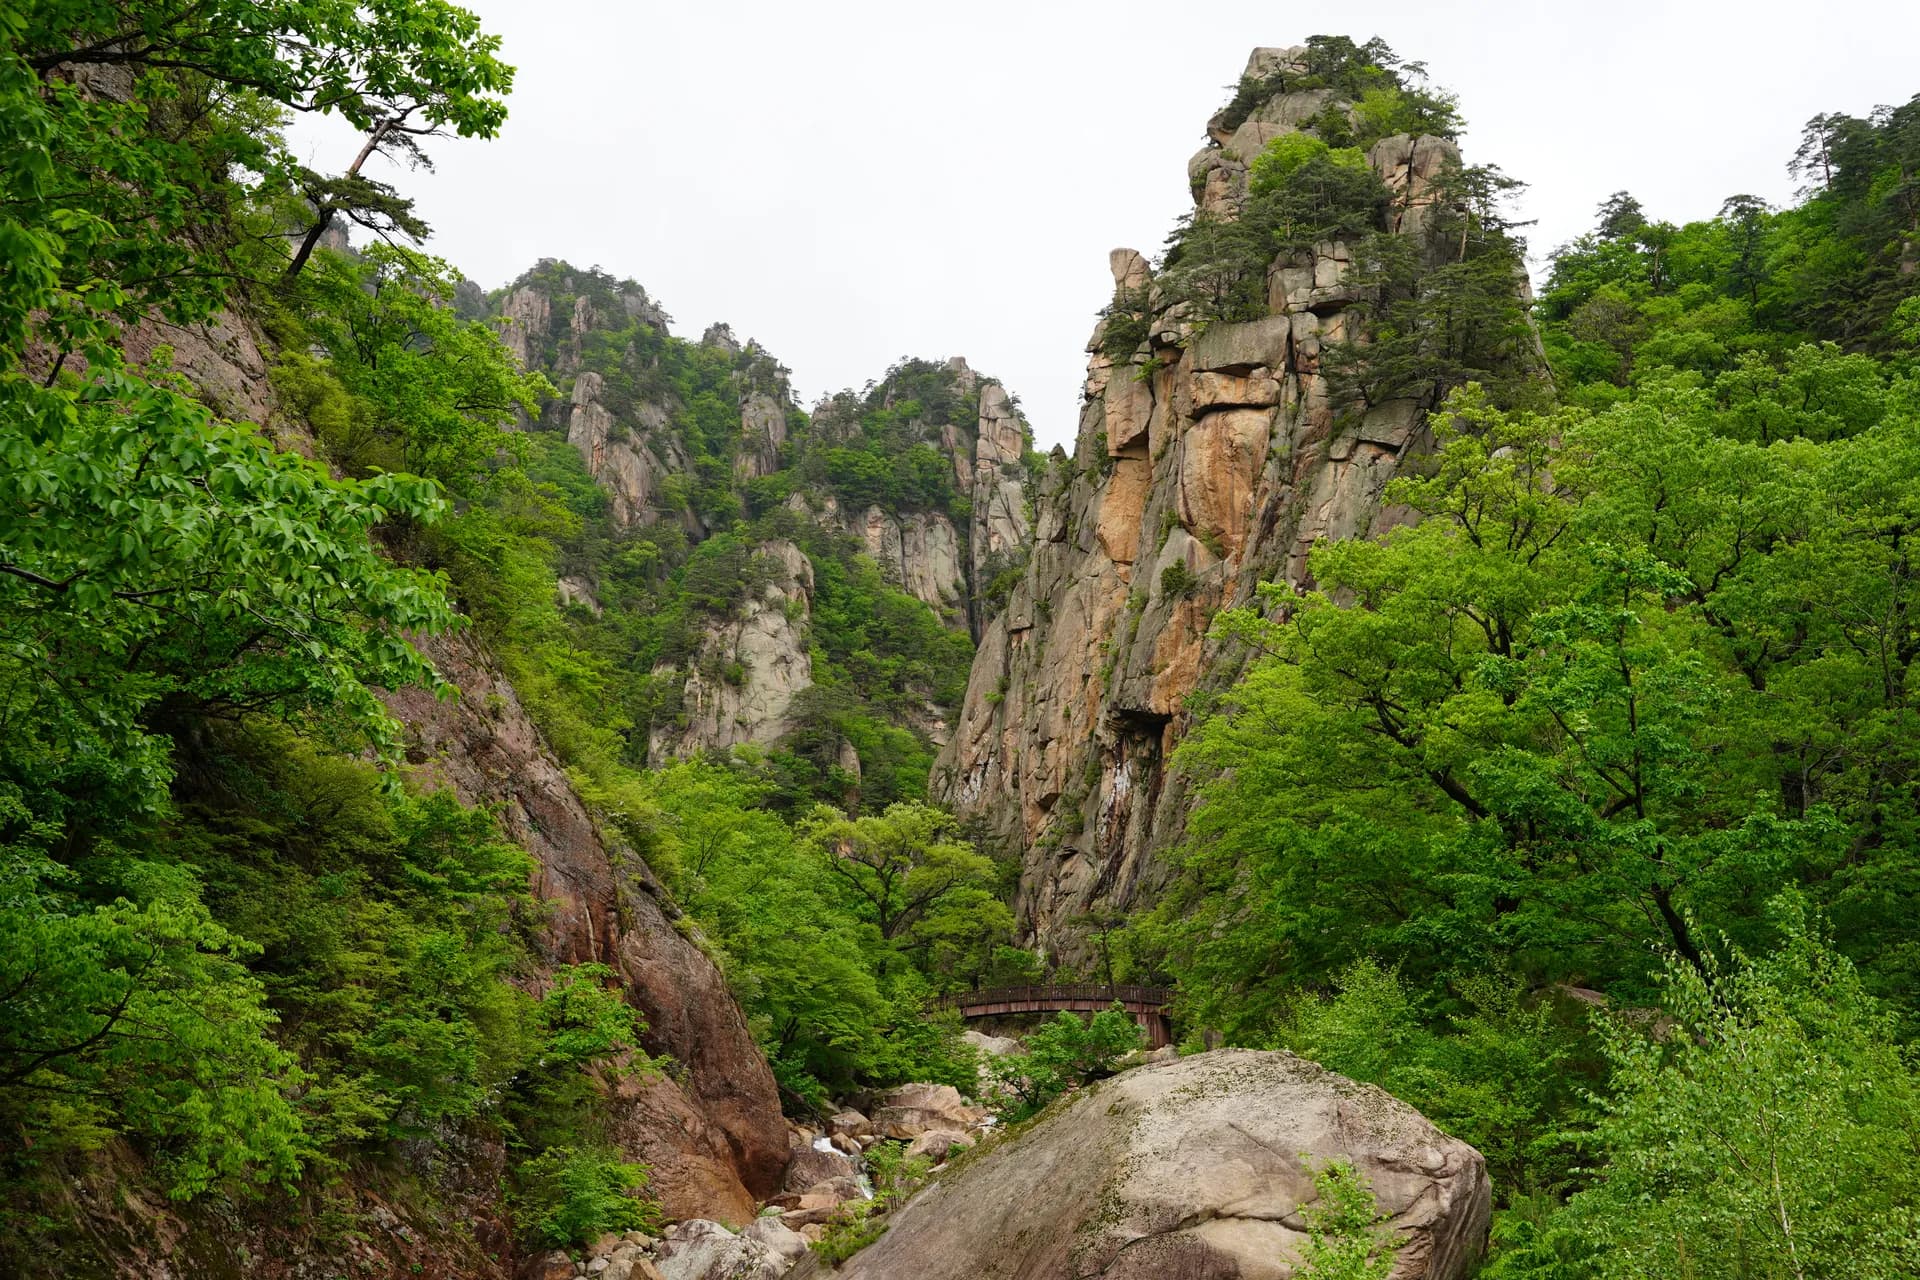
{"left": 789, "top": 1047, "right": 1490, "bottom": 1279}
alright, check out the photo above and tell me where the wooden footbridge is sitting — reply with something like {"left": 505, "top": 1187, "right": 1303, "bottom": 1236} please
{"left": 945, "top": 984, "right": 1174, "bottom": 1049}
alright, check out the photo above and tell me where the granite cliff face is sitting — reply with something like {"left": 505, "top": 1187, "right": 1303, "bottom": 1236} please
{"left": 647, "top": 539, "right": 817, "bottom": 760}
{"left": 798, "top": 368, "right": 1030, "bottom": 637}
{"left": 932, "top": 46, "right": 1530, "bottom": 952}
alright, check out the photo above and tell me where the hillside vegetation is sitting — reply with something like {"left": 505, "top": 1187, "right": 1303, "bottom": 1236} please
{"left": 5, "top": 10, "right": 1920, "bottom": 1278}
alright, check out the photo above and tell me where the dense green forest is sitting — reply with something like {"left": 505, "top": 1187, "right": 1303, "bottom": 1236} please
{"left": 7, "top": 5, "right": 1920, "bottom": 1276}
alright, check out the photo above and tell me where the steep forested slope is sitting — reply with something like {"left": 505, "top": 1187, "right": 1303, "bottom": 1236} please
{"left": 0, "top": 5, "right": 1023, "bottom": 1274}
{"left": 452, "top": 258, "right": 1038, "bottom": 808}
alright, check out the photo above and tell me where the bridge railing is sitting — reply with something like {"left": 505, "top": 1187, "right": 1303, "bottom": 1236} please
{"left": 941, "top": 983, "right": 1172, "bottom": 1011}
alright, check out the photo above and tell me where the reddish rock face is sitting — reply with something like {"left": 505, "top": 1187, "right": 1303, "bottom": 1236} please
{"left": 385, "top": 630, "right": 787, "bottom": 1220}
{"left": 930, "top": 44, "right": 1536, "bottom": 961}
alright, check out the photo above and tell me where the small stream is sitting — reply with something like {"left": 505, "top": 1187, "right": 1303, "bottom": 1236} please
{"left": 812, "top": 1134, "right": 876, "bottom": 1201}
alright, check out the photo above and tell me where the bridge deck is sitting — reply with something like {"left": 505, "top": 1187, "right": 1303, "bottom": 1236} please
{"left": 943, "top": 984, "right": 1174, "bottom": 1048}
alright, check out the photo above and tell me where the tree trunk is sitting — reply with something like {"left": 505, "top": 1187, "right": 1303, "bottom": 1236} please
{"left": 283, "top": 119, "right": 394, "bottom": 281}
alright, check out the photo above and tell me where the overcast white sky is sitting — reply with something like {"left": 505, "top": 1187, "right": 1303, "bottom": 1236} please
{"left": 292, "top": 1, "right": 1920, "bottom": 449}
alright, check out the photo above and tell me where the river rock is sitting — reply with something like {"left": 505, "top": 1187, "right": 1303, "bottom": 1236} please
{"left": 654, "top": 1219, "right": 787, "bottom": 1280}
{"left": 526, "top": 1251, "right": 576, "bottom": 1280}
{"left": 778, "top": 1175, "right": 868, "bottom": 1227}
{"left": 602, "top": 1257, "right": 666, "bottom": 1280}
{"left": 788, "top": 1048, "right": 1490, "bottom": 1280}
{"left": 904, "top": 1128, "right": 974, "bottom": 1163}
{"left": 782, "top": 1143, "right": 857, "bottom": 1193}
{"left": 826, "top": 1108, "right": 872, "bottom": 1140}
{"left": 870, "top": 1082, "right": 987, "bottom": 1138}
{"left": 742, "top": 1216, "right": 811, "bottom": 1265}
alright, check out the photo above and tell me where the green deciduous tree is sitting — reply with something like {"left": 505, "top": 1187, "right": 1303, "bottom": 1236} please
{"left": 602, "top": 763, "right": 992, "bottom": 1107}
{"left": 5, "top": 0, "right": 514, "bottom": 369}
{"left": 1498, "top": 902, "right": 1920, "bottom": 1280}
{"left": 0, "top": 0, "right": 521, "bottom": 1209}
{"left": 510, "top": 1145, "right": 660, "bottom": 1248}
{"left": 802, "top": 802, "right": 1011, "bottom": 964}
{"left": 0, "top": 366, "right": 456, "bottom": 821}
{"left": 0, "top": 816, "right": 304, "bottom": 1198}
{"left": 293, "top": 245, "right": 550, "bottom": 494}
{"left": 986, "top": 1003, "right": 1141, "bottom": 1119}
{"left": 1275, "top": 961, "right": 1584, "bottom": 1196}
{"left": 1139, "top": 369, "right": 1920, "bottom": 1047}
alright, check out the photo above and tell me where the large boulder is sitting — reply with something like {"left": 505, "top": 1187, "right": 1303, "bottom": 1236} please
{"left": 960, "top": 1030, "right": 1023, "bottom": 1059}
{"left": 742, "top": 1216, "right": 810, "bottom": 1267}
{"left": 653, "top": 1219, "right": 787, "bottom": 1280}
{"left": 869, "top": 1082, "right": 988, "bottom": 1139}
{"left": 826, "top": 1109, "right": 871, "bottom": 1140}
{"left": 777, "top": 1174, "right": 868, "bottom": 1229}
{"left": 790, "top": 1048, "right": 1490, "bottom": 1280}
{"left": 781, "top": 1141, "right": 857, "bottom": 1193}
{"left": 960, "top": 1028, "right": 1025, "bottom": 1094}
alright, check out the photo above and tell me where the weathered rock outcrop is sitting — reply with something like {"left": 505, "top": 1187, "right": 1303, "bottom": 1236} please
{"left": 969, "top": 379, "right": 1035, "bottom": 629}
{"left": 568, "top": 368, "right": 692, "bottom": 527}
{"left": 738, "top": 387, "right": 789, "bottom": 480}
{"left": 492, "top": 266, "right": 1033, "bottom": 759}
{"left": 499, "top": 262, "right": 670, "bottom": 373}
{"left": 869, "top": 1082, "right": 990, "bottom": 1139}
{"left": 648, "top": 540, "right": 816, "bottom": 761}
{"left": 790, "top": 1049, "right": 1491, "bottom": 1280}
{"left": 631, "top": 353, "right": 1032, "bottom": 757}
{"left": 804, "top": 494, "right": 969, "bottom": 623}
{"left": 500, "top": 267, "right": 777, "bottom": 538}
{"left": 654, "top": 1219, "right": 789, "bottom": 1280}
{"left": 932, "top": 46, "right": 1530, "bottom": 952}
{"left": 798, "top": 356, "right": 1033, "bottom": 636}
{"left": 386, "top": 630, "right": 788, "bottom": 1222}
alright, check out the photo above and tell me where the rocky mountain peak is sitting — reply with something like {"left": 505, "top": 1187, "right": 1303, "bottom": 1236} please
{"left": 475, "top": 262, "right": 1040, "bottom": 796}
{"left": 933, "top": 44, "right": 1537, "bottom": 955}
